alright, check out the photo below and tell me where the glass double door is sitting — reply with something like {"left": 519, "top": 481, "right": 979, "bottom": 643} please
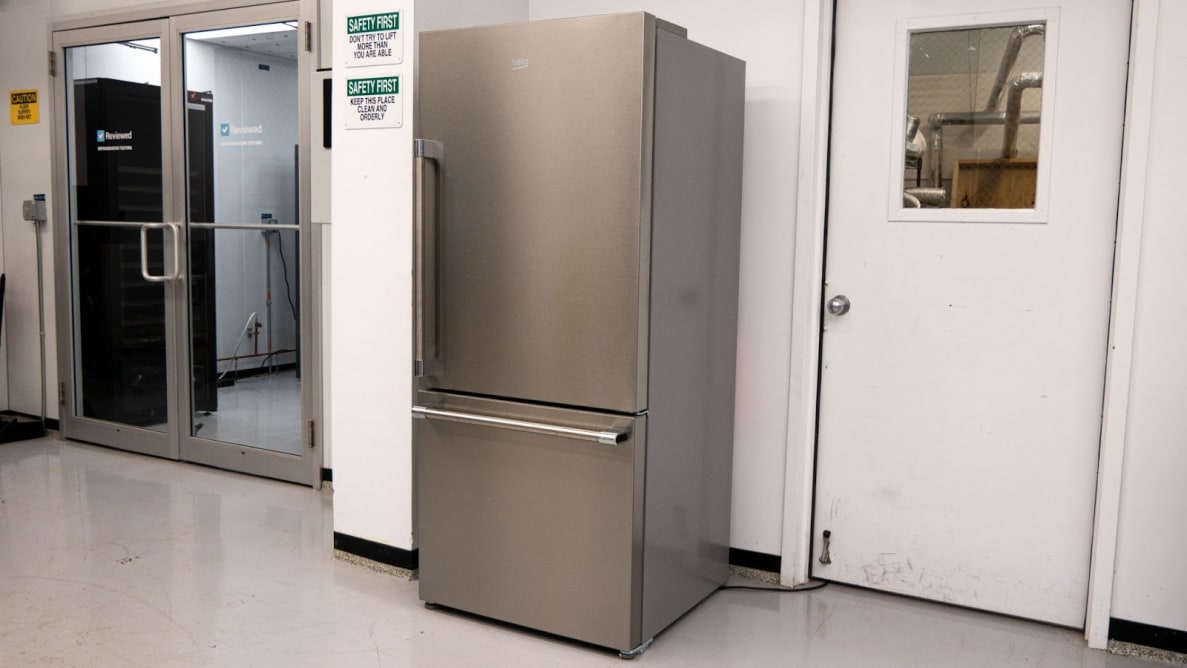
{"left": 53, "top": 3, "right": 316, "bottom": 485}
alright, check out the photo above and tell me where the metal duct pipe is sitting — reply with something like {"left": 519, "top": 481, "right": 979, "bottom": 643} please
{"left": 928, "top": 110, "right": 1041, "bottom": 187}
{"left": 984, "top": 24, "right": 1045, "bottom": 112}
{"left": 906, "top": 115, "right": 920, "bottom": 143}
{"left": 904, "top": 187, "right": 948, "bottom": 208}
{"left": 903, "top": 192, "right": 922, "bottom": 208}
{"left": 1002, "top": 72, "right": 1043, "bottom": 158}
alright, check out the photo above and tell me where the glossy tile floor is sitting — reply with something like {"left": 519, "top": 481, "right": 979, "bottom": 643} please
{"left": 193, "top": 370, "right": 301, "bottom": 455}
{"left": 0, "top": 438, "right": 1161, "bottom": 667}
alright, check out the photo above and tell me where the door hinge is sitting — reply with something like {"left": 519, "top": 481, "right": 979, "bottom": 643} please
{"left": 48, "top": 51, "right": 56, "bottom": 77}
{"left": 308, "top": 419, "right": 316, "bottom": 449}
{"left": 304, "top": 21, "right": 313, "bottom": 53}
{"left": 58, "top": 382, "right": 65, "bottom": 405}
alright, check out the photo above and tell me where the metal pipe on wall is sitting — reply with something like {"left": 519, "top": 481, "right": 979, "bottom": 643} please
{"left": 984, "top": 24, "right": 1045, "bottom": 112}
{"left": 924, "top": 23, "right": 1046, "bottom": 189}
{"left": 928, "top": 110, "right": 1041, "bottom": 187}
{"left": 1002, "top": 72, "right": 1043, "bottom": 158}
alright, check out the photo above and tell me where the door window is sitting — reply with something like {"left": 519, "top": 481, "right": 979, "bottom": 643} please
{"left": 889, "top": 11, "right": 1058, "bottom": 222}
{"left": 65, "top": 39, "right": 171, "bottom": 431}
{"left": 183, "top": 22, "right": 302, "bottom": 455}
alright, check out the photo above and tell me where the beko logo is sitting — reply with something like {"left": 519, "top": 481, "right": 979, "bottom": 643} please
{"left": 95, "top": 129, "right": 133, "bottom": 142}
{"left": 511, "top": 58, "right": 529, "bottom": 71}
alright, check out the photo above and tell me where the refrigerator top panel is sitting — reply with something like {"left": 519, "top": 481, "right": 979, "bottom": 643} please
{"left": 419, "top": 13, "right": 668, "bottom": 414}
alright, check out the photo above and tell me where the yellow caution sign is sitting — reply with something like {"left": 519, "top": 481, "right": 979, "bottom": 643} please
{"left": 10, "top": 89, "right": 39, "bottom": 125}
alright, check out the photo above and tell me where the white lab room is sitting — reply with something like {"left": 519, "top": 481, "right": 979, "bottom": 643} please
{"left": 0, "top": 0, "right": 1182, "bottom": 665}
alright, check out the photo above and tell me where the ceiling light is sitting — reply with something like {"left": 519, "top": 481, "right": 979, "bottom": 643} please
{"left": 187, "top": 22, "right": 296, "bottom": 41}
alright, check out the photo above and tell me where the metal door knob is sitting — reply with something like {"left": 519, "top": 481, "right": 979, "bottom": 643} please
{"left": 827, "top": 295, "right": 851, "bottom": 316}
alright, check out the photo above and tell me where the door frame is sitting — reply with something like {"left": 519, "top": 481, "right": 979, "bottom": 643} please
{"left": 780, "top": 0, "right": 1159, "bottom": 648}
{"left": 47, "top": 0, "right": 321, "bottom": 487}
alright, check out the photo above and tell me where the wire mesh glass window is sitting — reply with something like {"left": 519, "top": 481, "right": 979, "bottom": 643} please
{"left": 903, "top": 23, "right": 1045, "bottom": 210}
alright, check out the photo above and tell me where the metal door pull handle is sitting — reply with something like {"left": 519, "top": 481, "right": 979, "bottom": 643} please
{"left": 412, "top": 406, "right": 628, "bottom": 446}
{"left": 139, "top": 222, "right": 180, "bottom": 282}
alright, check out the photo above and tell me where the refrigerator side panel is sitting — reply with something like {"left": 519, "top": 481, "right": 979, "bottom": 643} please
{"left": 419, "top": 14, "right": 651, "bottom": 413}
{"left": 641, "top": 31, "right": 746, "bottom": 641}
{"left": 415, "top": 391, "right": 645, "bottom": 652}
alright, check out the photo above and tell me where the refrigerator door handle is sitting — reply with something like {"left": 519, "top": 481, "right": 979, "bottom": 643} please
{"left": 412, "top": 405, "right": 629, "bottom": 446}
{"left": 414, "top": 139, "right": 444, "bottom": 377}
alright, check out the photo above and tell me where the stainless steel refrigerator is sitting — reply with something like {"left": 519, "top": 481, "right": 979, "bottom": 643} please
{"left": 412, "top": 12, "right": 745, "bottom": 656}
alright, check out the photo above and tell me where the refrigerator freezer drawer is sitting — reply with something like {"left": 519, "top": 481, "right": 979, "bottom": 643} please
{"left": 415, "top": 392, "right": 645, "bottom": 652}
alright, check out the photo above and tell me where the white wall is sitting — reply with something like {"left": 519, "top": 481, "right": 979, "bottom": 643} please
{"left": 328, "top": 0, "right": 417, "bottom": 549}
{"left": 1110, "top": 0, "right": 1187, "bottom": 633}
{"left": 529, "top": 0, "right": 804, "bottom": 556}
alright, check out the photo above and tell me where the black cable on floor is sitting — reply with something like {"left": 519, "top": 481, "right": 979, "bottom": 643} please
{"left": 272, "top": 229, "right": 299, "bottom": 321}
{"left": 718, "top": 580, "right": 829, "bottom": 593}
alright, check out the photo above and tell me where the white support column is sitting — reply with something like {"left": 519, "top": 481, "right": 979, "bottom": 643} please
{"left": 329, "top": 0, "right": 418, "bottom": 550}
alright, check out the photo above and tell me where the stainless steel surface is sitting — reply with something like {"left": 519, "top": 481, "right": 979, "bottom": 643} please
{"left": 416, "top": 391, "right": 645, "bottom": 651}
{"left": 904, "top": 192, "right": 922, "bottom": 208}
{"left": 639, "top": 28, "right": 743, "bottom": 642}
{"left": 984, "top": 24, "right": 1046, "bottom": 112}
{"left": 416, "top": 13, "right": 742, "bottom": 654}
{"left": 412, "top": 405, "right": 629, "bottom": 445}
{"left": 414, "top": 138, "right": 443, "bottom": 160}
{"left": 419, "top": 13, "right": 653, "bottom": 413}
{"left": 189, "top": 222, "right": 300, "bottom": 231}
{"left": 827, "top": 295, "right": 851, "bottom": 316}
{"left": 1003, "top": 72, "right": 1043, "bottom": 158}
{"left": 412, "top": 138, "right": 442, "bottom": 378}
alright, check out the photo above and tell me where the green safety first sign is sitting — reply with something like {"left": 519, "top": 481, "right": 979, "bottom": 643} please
{"left": 345, "top": 10, "right": 403, "bottom": 67}
{"left": 345, "top": 74, "right": 402, "bottom": 129}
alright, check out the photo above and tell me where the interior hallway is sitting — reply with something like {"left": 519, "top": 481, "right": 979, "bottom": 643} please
{"left": 0, "top": 438, "right": 1163, "bottom": 667}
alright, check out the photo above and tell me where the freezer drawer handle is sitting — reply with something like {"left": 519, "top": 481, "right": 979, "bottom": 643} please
{"left": 412, "top": 406, "right": 629, "bottom": 446}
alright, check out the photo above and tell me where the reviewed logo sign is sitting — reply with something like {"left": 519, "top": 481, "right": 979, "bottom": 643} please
{"left": 95, "top": 129, "right": 134, "bottom": 152}
{"left": 344, "top": 10, "right": 403, "bottom": 67}
{"left": 218, "top": 122, "right": 264, "bottom": 147}
{"left": 345, "top": 75, "right": 402, "bottom": 129}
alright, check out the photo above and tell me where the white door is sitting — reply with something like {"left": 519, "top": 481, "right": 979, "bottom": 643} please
{"left": 813, "top": 0, "right": 1130, "bottom": 626}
